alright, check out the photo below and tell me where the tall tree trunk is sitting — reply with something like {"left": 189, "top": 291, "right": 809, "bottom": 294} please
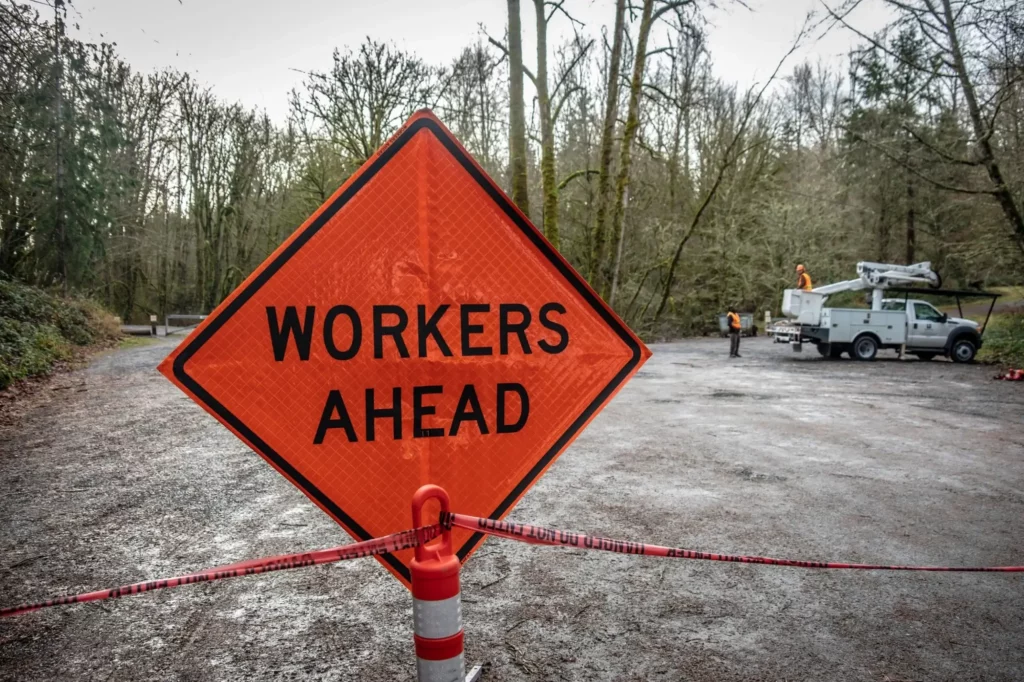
{"left": 507, "top": 0, "right": 530, "bottom": 215}
{"left": 877, "top": 198, "right": 889, "bottom": 262}
{"left": 590, "top": 0, "right": 626, "bottom": 283}
{"left": 53, "top": 0, "right": 67, "bottom": 293}
{"left": 667, "top": 54, "right": 684, "bottom": 214}
{"left": 905, "top": 172, "right": 916, "bottom": 264}
{"left": 609, "top": 185, "right": 629, "bottom": 304}
{"left": 194, "top": 220, "right": 205, "bottom": 313}
{"left": 534, "top": 0, "right": 558, "bottom": 249}
{"left": 602, "top": 0, "right": 655, "bottom": 301}
{"left": 903, "top": 133, "right": 915, "bottom": 263}
{"left": 939, "top": 0, "right": 1024, "bottom": 255}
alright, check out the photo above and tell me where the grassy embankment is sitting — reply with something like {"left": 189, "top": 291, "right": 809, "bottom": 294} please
{"left": 975, "top": 287, "right": 1024, "bottom": 367}
{"left": 978, "top": 315, "right": 1024, "bottom": 367}
{"left": 0, "top": 279, "right": 121, "bottom": 389}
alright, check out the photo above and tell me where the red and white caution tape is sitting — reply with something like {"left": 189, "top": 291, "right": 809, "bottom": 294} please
{"left": 6, "top": 512, "right": 1023, "bottom": 619}
{"left": 446, "top": 513, "right": 1024, "bottom": 573}
{"left": 0, "top": 525, "right": 442, "bottom": 619}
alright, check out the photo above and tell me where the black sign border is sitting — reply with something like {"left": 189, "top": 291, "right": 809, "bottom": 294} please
{"left": 173, "top": 116, "right": 643, "bottom": 583}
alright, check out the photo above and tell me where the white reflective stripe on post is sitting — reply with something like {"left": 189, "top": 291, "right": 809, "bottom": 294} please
{"left": 416, "top": 656, "right": 464, "bottom": 682}
{"left": 413, "top": 595, "right": 462, "bottom": 640}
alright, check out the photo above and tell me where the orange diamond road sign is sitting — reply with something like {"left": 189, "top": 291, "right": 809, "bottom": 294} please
{"left": 159, "top": 110, "right": 651, "bottom": 588}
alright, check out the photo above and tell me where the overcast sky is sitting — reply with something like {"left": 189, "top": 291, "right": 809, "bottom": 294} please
{"left": 68, "top": 0, "right": 893, "bottom": 122}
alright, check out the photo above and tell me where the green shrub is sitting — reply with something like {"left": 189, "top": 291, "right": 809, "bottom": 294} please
{"left": 979, "top": 313, "right": 1024, "bottom": 367}
{"left": 0, "top": 280, "right": 119, "bottom": 389}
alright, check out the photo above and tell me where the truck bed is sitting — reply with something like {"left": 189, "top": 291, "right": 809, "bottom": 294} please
{"left": 819, "top": 308, "right": 906, "bottom": 345}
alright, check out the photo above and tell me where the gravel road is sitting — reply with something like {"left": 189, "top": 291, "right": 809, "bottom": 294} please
{"left": 1, "top": 336, "right": 1022, "bottom": 681}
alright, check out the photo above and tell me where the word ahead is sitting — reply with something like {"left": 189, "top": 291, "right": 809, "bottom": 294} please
{"left": 314, "top": 383, "right": 528, "bottom": 444}
{"left": 265, "top": 302, "right": 566, "bottom": 445}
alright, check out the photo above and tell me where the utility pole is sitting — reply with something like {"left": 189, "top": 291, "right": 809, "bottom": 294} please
{"left": 53, "top": 0, "right": 67, "bottom": 293}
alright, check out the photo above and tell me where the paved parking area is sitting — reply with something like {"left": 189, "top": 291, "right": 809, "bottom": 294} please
{"left": 1, "top": 336, "right": 1022, "bottom": 680}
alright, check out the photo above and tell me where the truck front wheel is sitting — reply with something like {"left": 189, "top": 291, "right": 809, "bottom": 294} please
{"left": 852, "top": 335, "right": 879, "bottom": 361}
{"left": 950, "top": 338, "right": 977, "bottom": 364}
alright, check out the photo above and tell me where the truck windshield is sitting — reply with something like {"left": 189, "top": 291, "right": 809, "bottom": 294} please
{"left": 913, "top": 302, "right": 944, "bottom": 321}
{"left": 881, "top": 301, "right": 905, "bottom": 311}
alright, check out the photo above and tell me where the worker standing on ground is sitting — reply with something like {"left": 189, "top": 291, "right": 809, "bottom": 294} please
{"left": 796, "top": 264, "right": 813, "bottom": 290}
{"left": 727, "top": 307, "right": 742, "bottom": 358}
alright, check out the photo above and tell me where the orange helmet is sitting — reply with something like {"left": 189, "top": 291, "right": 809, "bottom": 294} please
{"left": 796, "top": 264, "right": 806, "bottom": 273}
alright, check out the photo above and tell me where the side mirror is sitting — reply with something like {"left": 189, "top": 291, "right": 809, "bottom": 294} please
{"left": 940, "top": 313, "right": 948, "bottom": 323}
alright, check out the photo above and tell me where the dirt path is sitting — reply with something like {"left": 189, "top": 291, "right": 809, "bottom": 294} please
{"left": 1, "top": 337, "right": 1022, "bottom": 681}
{"left": 938, "top": 288, "right": 1023, "bottom": 318}
{"left": 946, "top": 299, "right": 1022, "bottom": 318}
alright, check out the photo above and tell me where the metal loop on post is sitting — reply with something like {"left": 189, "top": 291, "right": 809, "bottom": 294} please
{"left": 412, "top": 484, "right": 453, "bottom": 563}
{"left": 411, "top": 485, "right": 465, "bottom": 682}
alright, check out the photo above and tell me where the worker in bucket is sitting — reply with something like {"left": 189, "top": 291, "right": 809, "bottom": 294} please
{"left": 727, "top": 306, "right": 742, "bottom": 358}
{"left": 796, "top": 264, "right": 813, "bottom": 290}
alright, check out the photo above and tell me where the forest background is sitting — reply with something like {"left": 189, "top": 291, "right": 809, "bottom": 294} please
{"left": 1, "top": 0, "right": 1022, "bottom": 343}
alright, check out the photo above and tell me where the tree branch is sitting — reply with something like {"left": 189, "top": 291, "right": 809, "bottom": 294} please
{"left": 552, "top": 38, "right": 593, "bottom": 99}
{"left": 545, "top": 0, "right": 585, "bottom": 31}
{"left": 557, "top": 168, "right": 600, "bottom": 190}
{"left": 552, "top": 84, "right": 581, "bottom": 125}
{"left": 486, "top": 35, "right": 538, "bottom": 86}
{"left": 652, "top": 0, "right": 694, "bottom": 23}
{"left": 641, "top": 81, "right": 677, "bottom": 103}
{"left": 646, "top": 46, "right": 674, "bottom": 60}
{"left": 848, "top": 128, "right": 995, "bottom": 195}
{"left": 820, "top": 0, "right": 952, "bottom": 78}
{"left": 901, "top": 124, "right": 980, "bottom": 165}
{"left": 634, "top": 133, "right": 664, "bottom": 161}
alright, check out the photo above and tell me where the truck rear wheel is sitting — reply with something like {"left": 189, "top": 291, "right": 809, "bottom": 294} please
{"left": 951, "top": 338, "right": 977, "bottom": 364}
{"left": 852, "top": 335, "right": 878, "bottom": 361}
{"left": 818, "top": 343, "right": 844, "bottom": 359}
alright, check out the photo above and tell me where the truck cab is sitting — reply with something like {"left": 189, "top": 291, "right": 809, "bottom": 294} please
{"left": 879, "top": 299, "right": 982, "bottom": 362}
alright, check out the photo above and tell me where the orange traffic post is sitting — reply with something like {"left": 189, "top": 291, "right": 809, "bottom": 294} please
{"left": 411, "top": 485, "right": 464, "bottom": 682}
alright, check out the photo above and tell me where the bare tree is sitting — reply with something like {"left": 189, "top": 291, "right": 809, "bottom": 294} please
{"left": 589, "top": 0, "right": 627, "bottom": 281}
{"left": 653, "top": 18, "right": 807, "bottom": 321}
{"left": 439, "top": 44, "right": 506, "bottom": 176}
{"left": 507, "top": 0, "right": 531, "bottom": 214}
{"left": 604, "top": 0, "right": 694, "bottom": 303}
{"left": 534, "top": 0, "right": 556, "bottom": 245}
{"left": 290, "top": 40, "right": 436, "bottom": 166}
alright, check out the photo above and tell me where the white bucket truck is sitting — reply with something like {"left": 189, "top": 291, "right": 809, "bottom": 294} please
{"left": 781, "top": 262, "right": 989, "bottom": 362}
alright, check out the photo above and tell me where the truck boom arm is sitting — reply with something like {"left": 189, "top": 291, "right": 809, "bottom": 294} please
{"left": 782, "top": 261, "right": 942, "bottom": 322}
{"left": 812, "top": 261, "right": 939, "bottom": 296}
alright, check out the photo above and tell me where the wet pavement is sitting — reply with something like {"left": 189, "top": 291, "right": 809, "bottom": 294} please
{"left": 1, "top": 336, "right": 1022, "bottom": 681}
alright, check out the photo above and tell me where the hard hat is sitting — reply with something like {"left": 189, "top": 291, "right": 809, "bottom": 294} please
{"left": 796, "top": 264, "right": 805, "bottom": 273}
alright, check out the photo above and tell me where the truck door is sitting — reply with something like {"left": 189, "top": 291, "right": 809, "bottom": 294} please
{"left": 908, "top": 302, "right": 946, "bottom": 348}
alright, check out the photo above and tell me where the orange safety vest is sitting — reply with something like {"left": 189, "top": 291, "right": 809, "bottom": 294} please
{"left": 797, "top": 272, "right": 813, "bottom": 290}
{"left": 727, "top": 312, "right": 741, "bottom": 330}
